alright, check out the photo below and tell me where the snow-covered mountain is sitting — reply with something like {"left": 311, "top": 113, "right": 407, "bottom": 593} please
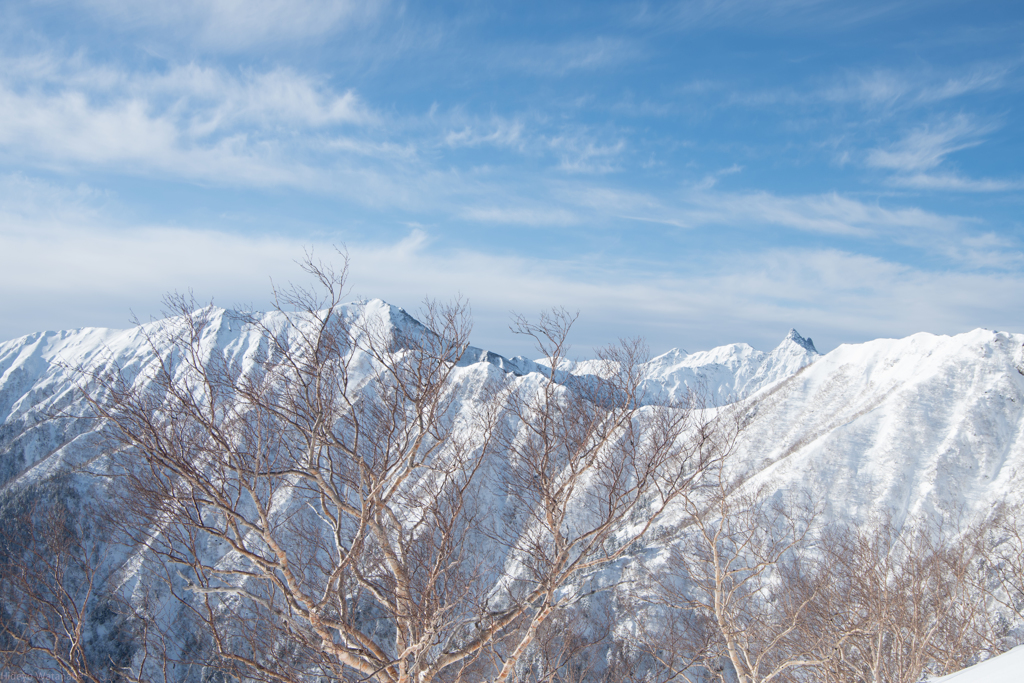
{"left": 634, "top": 328, "right": 819, "bottom": 405}
{"left": 4, "top": 300, "right": 1023, "bottom": 534}
{"left": 731, "top": 327, "right": 1024, "bottom": 526}
{"left": 0, "top": 300, "right": 819, "bottom": 490}
{"left": 464, "top": 328, "right": 819, "bottom": 405}
{"left": 2, "top": 299, "right": 1023, "bottom": 679}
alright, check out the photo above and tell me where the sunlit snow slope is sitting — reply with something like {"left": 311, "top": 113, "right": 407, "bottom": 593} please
{"left": 729, "top": 328, "right": 1024, "bottom": 525}
{"left": 933, "top": 645, "right": 1024, "bottom": 682}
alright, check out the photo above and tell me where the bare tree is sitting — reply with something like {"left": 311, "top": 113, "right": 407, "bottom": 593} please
{"left": 639, "top": 452, "right": 827, "bottom": 683}
{"left": 804, "top": 517, "right": 996, "bottom": 683}
{"left": 480, "top": 310, "right": 719, "bottom": 683}
{"left": 620, "top": 586, "right": 712, "bottom": 683}
{"left": 513, "top": 599, "right": 618, "bottom": 683}
{"left": 0, "top": 491, "right": 125, "bottom": 682}
{"left": 982, "top": 502, "right": 1024, "bottom": 636}
{"left": 80, "top": 257, "right": 712, "bottom": 682}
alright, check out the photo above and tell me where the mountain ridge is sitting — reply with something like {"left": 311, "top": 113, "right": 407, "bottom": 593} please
{"left": 3, "top": 302, "right": 1020, "bottom": 527}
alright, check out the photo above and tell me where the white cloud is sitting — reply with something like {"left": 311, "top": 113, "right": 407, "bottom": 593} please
{"left": 459, "top": 206, "right": 580, "bottom": 226}
{"left": 574, "top": 185, "right": 965, "bottom": 239}
{"left": 823, "top": 64, "right": 1010, "bottom": 108}
{"left": 548, "top": 135, "right": 626, "bottom": 173}
{"left": 1, "top": 174, "right": 1020, "bottom": 355}
{"left": 326, "top": 136, "right": 418, "bottom": 160}
{"left": 864, "top": 115, "right": 1023, "bottom": 192}
{"left": 0, "top": 173, "right": 110, "bottom": 223}
{"left": 690, "top": 189, "right": 963, "bottom": 237}
{"left": 2, "top": 58, "right": 377, "bottom": 131}
{"left": 159, "top": 66, "right": 377, "bottom": 131}
{"left": 69, "top": 0, "right": 387, "bottom": 50}
{"left": 507, "top": 37, "right": 641, "bottom": 76}
{"left": 444, "top": 118, "right": 525, "bottom": 149}
{"left": 0, "top": 58, "right": 377, "bottom": 186}
{"left": 824, "top": 69, "right": 909, "bottom": 107}
{"left": 694, "top": 163, "right": 743, "bottom": 190}
{"left": 890, "top": 173, "right": 1024, "bottom": 193}
{"left": 917, "top": 67, "right": 1010, "bottom": 103}
{"left": 568, "top": 183, "right": 1018, "bottom": 270}
{"left": 691, "top": 248, "right": 1024, "bottom": 344}
{"left": 0, "top": 83, "right": 314, "bottom": 186}
{"left": 866, "top": 115, "right": 991, "bottom": 173}
{"left": 715, "top": 62, "right": 1013, "bottom": 117}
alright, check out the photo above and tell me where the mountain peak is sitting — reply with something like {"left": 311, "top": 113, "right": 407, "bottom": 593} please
{"left": 784, "top": 329, "right": 818, "bottom": 354}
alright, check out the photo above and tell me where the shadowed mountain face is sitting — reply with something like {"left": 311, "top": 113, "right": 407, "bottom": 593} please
{"left": 1, "top": 301, "right": 1021, "bottom": 677}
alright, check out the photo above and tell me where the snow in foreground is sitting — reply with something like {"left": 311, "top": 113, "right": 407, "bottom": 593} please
{"left": 932, "top": 645, "right": 1024, "bottom": 682}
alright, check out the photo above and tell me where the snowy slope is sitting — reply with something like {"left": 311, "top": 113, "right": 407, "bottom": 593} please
{"left": 932, "top": 645, "right": 1024, "bottom": 682}
{"left": 729, "top": 328, "right": 1024, "bottom": 526}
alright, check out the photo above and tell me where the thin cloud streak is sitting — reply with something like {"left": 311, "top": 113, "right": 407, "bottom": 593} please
{"left": 890, "top": 173, "right": 1024, "bottom": 193}
{"left": 444, "top": 117, "right": 525, "bottom": 149}
{"left": 66, "top": 0, "right": 388, "bottom": 50}
{"left": 459, "top": 206, "right": 580, "bottom": 226}
{"left": 505, "top": 37, "right": 643, "bottom": 76}
{"left": 822, "top": 64, "right": 1013, "bottom": 108}
{"left": 866, "top": 115, "right": 993, "bottom": 173}
{"left": 548, "top": 135, "right": 627, "bottom": 174}
{"left": 865, "top": 115, "right": 1024, "bottom": 193}
{"left": 651, "top": 0, "right": 897, "bottom": 32}
{"left": 574, "top": 184, "right": 968, "bottom": 240}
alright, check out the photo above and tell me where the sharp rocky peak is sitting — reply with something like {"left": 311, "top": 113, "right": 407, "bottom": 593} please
{"left": 783, "top": 328, "right": 818, "bottom": 354}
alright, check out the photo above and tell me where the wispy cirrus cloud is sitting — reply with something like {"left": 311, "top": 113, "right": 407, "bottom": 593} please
{"left": 326, "top": 137, "right": 418, "bottom": 161}
{"left": 866, "top": 115, "right": 992, "bottom": 172}
{"left": 569, "top": 182, "right": 1021, "bottom": 269}
{"left": 505, "top": 37, "right": 642, "bottom": 76}
{"left": 576, "top": 184, "right": 966, "bottom": 239}
{"left": 823, "top": 64, "right": 1012, "bottom": 109}
{"left": 693, "top": 163, "right": 743, "bottom": 190}
{"left": 0, "top": 81, "right": 316, "bottom": 186}
{"left": 865, "top": 115, "right": 1021, "bottom": 192}
{"left": 459, "top": 205, "right": 580, "bottom": 226}
{"left": 444, "top": 117, "right": 525, "bottom": 149}
{"left": 0, "top": 51, "right": 633, "bottom": 201}
{"left": 889, "top": 173, "right": 1024, "bottom": 193}
{"left": 685, "top": 189, "right": 959, "bottom": 238}
{"left": 60, "top": 0, "right": 388, "bottom": 50}
{"left": 714, "top": 61, "right": 1015, "bottom": 113}
{"left": 2, "top": 56, "right": 377, "bottom": 131}
{"left": 548, "top": 134, "right": 626, "bottom": 173}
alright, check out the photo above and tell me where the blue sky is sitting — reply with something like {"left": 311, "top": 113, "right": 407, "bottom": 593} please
{"left": 1, "top": 0, "right": 1022, "bottom": 357}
